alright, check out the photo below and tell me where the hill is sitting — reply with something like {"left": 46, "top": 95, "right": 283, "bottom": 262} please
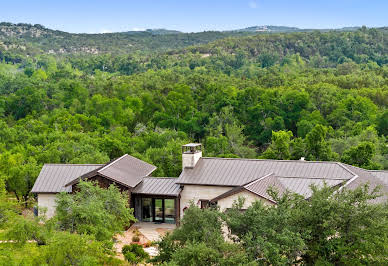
{"left": 0, "top": 22, "right": 256, "bottom": 59}
{"left": 233, "top": 25, "right": 361, "bottom": 33}
{"left": 0, "top": 22, "right": 374, "bottom": 62}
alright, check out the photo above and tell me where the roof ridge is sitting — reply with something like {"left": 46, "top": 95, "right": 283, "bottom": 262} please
{"left": 201, "top": 157, "right": 342, "bottom": 165}
{"left": 97, "top": 154, "right": 128, "bottom": 173}
{"left": 335, "top": 162, "right": 358, "bottom": 178}
{"left": 44, "top": 164, "right": 105, "bottom": 166}
{"left": 243, "top": 173, "right": 274, "bottom": 187}
{"left": 144, "top": 177, "right": 178, "bottom": 179}
{"left": 336, "top": 163, "right": 360, "bottom": 191}
{"left": 277, "top": 176, "right": 347, "bottom": 180}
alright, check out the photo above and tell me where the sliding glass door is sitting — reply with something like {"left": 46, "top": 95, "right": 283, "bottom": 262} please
{"left": 142, "top": 198, "right": 152, "bottom": 222}
{"left": 154, "top": 199, "right": 164, "bottom": 222}
{"left": 136, "top": 197, "right": 176, "bottom": 224}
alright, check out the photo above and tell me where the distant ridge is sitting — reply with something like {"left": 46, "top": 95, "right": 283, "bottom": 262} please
{"left": 0, "top": 22, "right": 385, "bottom": 58}
{"left": 232, "top": 25, "right": 361, "bottom": 33}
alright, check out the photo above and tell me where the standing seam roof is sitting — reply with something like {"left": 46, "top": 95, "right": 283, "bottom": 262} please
{"left": 31, "top": 164, "right": 104, "bottom": 193}
{"left": 178, "top": 158, "right": 354, "bottom": 186}
{"left": 132, "top": 177, "right": 181, "bottom": 196}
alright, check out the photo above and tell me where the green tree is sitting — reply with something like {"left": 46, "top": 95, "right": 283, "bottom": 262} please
{"left": 154, "top": 204, "right": 252, "bottom": 265}
{"left": 305, "top": 124, "right": 334, "bottom": 161}
{"left": 295, "top": 184, "right": 388, "bottom": 264}
{"left": 262, "top": 130, "right": 293, "bottom": 160}
{"left": 377, "top": 110, "right": 388, "bottom": 136}
{"left": 2, "top": 152, "right": 40, "bottom": 206}
{"left": 225, "top": 194, "right": 306, "bottom": 265}
{"left": 341, "top": 141, "right": 380, "bottom": 169}
{"left": 55, "top": 181, "right": 135, "bottom": 242}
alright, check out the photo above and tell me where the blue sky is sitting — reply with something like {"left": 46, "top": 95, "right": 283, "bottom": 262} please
{"left": 1, "top": 0, "right": 387, "bottom": 33}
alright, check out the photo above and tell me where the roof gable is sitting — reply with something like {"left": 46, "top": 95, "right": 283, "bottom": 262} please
{"left": 31, "top": 164, "right": 103, "bottom": 193}
{"left": 66, "top": 154, "right": 157, "bottom": 188}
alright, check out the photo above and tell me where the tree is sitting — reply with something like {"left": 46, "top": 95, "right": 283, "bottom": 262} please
{"left": 55, "top": 180, "right": 135, "bottom": 242}
{"left": 1, "top": 152, "right": 40, "bottom": 206}
{"left": 295, "top": 184, "right": 388, "bottom": 264}
{"left": 153, "top": 204, "right": 253, "bottom": 265}
{"left": 341, "top": 141, "right": 380, "bottom": 169}
{"left": 305, "top": 124, "right": 334, "bottom": 161}
{"left": 262, "top": 130, "right": 293, "bottom": 160}
{"left": 225, "top": 194, "right": 306, "bottom": 265}
{"left": 377, "top": 110, "right": 388, "bottom": 136}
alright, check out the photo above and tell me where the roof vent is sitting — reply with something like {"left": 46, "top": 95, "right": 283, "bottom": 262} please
{"left": 300, "top": 157, "right": 305, "bottom": 161}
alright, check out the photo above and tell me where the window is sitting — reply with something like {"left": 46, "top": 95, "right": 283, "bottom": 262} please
{"left": 200, "top": 200, "right": 209, "bottom": 209}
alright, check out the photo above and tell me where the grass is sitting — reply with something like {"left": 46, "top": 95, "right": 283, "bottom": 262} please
{"left": 0, "top": 230, "right": 7, "bottom": 241}
{"left": 0, "top": 242, "right": 41, "bottom": 265}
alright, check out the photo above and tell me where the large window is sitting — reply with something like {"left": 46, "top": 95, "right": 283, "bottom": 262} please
{"left": 142, "top": 198, "right": 152, "bottom": 222}
{"left": 164, "top": 199, "right": 175, "bottom": 224}
{"left": 135, "top": 197, "right": 176, "bottom": 224}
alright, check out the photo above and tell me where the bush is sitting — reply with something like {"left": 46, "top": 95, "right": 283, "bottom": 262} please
{"left": 122, "top": 243, "right": 149, "bottom": 264}
{"left": 131, "top": 235, "right": 140, "bottom": 242}
{"left": 124, "top": 251, "right": 137, "bottom": 264}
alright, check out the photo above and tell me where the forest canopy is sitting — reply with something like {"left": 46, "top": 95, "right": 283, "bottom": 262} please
{"left": 0, "top": 26, "right": 387, "bottom": 205}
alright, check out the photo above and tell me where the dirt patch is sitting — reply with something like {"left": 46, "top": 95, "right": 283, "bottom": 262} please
{"left": 155, "top": 228, "right": 173, "bottom": 237}
{"left": 114, "top": 226, "right": 149, "bottom": 260}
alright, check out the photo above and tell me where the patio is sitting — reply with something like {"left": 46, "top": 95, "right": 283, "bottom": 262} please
{"left": 114, "top": 222, "right": 176, "bottom": 258}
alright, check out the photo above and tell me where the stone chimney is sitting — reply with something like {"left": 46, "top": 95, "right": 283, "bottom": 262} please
{"left": 182, "top": 143, "right": 202, "bottom": 169}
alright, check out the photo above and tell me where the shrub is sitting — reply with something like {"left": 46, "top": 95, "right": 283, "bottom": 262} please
{"left": 122, "top": 244, "right": 149, "bottom": 264}
{"left": 131, "top": 235, "right": 140, "bottom": 242}
{"left": 124, "top": 252, "right": 137, "bottom": 264}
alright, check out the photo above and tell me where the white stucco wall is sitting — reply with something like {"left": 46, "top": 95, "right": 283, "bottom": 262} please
{"left": 217, "top": 190, "right": 274, "bottom": 211}
{"left": 180, "top": 185, "right": 233, "bottom": 218}
{"left": 37, "top": 193, "right": 58, "bottom": 218}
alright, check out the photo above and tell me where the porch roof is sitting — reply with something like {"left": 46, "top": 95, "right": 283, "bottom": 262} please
{"left": 132, "top": 177, "right": 181, "bottom": 197}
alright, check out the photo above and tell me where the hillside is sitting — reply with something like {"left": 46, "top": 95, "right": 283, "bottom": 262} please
{"left": 0, "top": 23, "right": 387, "bottom": 213}
{"left": 0, "top": 22, "right": 374, "bottom": 61}
{"left": 0, "top": 22, "right": 256, "bottom": 59}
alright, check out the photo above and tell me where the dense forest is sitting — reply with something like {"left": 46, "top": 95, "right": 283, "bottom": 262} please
{"left": 0, "top": 24, "right": 387, "bottom": 205}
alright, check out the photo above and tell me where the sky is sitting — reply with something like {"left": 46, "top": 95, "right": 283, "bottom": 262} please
{"left": 1, "top": 0, "right": 387, "bottom": 33}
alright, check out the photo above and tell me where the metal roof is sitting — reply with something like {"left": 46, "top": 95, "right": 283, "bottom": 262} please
{"left": 211, "top": 173, "right": 345, "bottom": 203}
{"left": 66, "top": 154, "right": 157, "bottom": 188}
{"left": 132, "top": 177, "right": 181, "bottom": 196}
{"left": 278, "top": 177, "right": 344, "bottom": 198}
{"left": 31, "top": 164, "right": 103, "bottom": 193}
{"left": 242, "top": 173, "right": 285, "bottom": 202}
{"left": 340, "top": 164, "right": 388, "bottom": 203}
{"left": 369, "top": 170, "right": 388, "bottom": 186}
{"left": 178, "top": 158, "right": 354, "bottom": 186}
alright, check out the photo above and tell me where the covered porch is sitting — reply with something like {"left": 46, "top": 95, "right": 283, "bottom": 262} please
{"left": 133, "top": 195, "right": 180, "bottom": 225}
{"left": 130, "top": 177, "right": 181, "bottom": 226}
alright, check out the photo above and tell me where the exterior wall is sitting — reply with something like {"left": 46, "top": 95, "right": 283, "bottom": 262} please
{"left": 179, "top": 185, "right": 233, "bottom": 218}
{"left": 182, "top": 151, "right": 202, "bottom": 169}
{"left": 37, "top": 193, "right": 58, "bottom": 218}
{"left": 217, "top": 190, "right": 274, "bottom": 211}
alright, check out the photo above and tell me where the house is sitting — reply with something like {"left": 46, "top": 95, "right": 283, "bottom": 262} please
{"left": 31, "top": 143, "right": 388, "bottom": 225}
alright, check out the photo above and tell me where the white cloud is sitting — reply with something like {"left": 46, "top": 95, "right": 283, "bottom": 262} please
{"left": 131, "top": 27, "right": 146, "bottom": 31}
{"left": 99, "top": 29, "right": 112, "bottom": 34}
{"left": 249, "top": 1, "right": 257, "bottom": 9}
